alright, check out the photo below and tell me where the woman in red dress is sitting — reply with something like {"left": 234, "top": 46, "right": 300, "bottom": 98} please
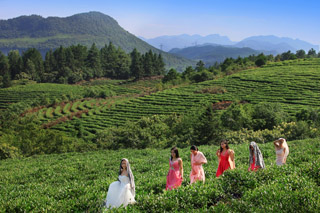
{"left": 248, "top": 141, "right": 265, "bottom": 171}
{"left": 166, "top": 147, "right": 183, "bottom": 190}
{"left": 216, "top": 140, "right": 235, "bottom": 177}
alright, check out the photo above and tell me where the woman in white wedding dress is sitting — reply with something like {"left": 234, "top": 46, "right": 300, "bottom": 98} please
{"left": 105, "top": 158, "right": 136, "bottom": 209}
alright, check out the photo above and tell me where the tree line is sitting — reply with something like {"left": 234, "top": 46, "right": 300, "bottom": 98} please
{"left": 162, "top": 48, "right": 320, "bottom": 84}
{"left": 0, "top": 43, "right": 166, "bottom": 87}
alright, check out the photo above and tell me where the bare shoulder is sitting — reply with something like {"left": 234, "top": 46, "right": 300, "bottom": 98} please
{"left": 229, "top": 149, "right": 235, "bottom": 154}
{"left": 178, "top": 158, "right": 183, "bottom": 162}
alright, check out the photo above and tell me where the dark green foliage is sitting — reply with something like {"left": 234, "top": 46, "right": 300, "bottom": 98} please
{"left": 155, "top": 54, "right": 166, "bottom": 75}
{"left": 196, "top": 60, "right": 206, "bottom": 72}
{"left": 181, "top": 66, "right": 195, "bottom": 79}
{"left": 114, "top": 47, "right": 131, "bottom": 79}
{"left": 2, "top": 71, "right": 12, "bottom": 88}
{"left": 296, "top": 49, "right": 306, "bottom": 59}
{"left": 86, "top": 43, "right": 102, "bottom": 78}
{"left": 221, "top": 103, "right": 253, "bottom": 131}
{"left": 0, "top": 116, "right": 88, "bottom": 159}
{"left": 0, "top": 43, "right": 166, "bottom": 83}
{"left": 162, "top": 68, "right": 180, "bottom": 83}
{"left": 191, "top": 70, "right": 214, "bottom": 83}
{"left": 22, "top": 48, "right": 44, "bottom": 82}
{"left": 251, "top": 102, "right": 288, "bottom": 130}
{"left": 8, "top": 50, "right": 23, "bottom": 79}
{"left": 281, "top": 50, "right": 297, "bottom": 61}
{"left": 308, "top": 48, "right": 317, "bottom": 58}
{"left": 24, "top": 59, "right": 36, "bottom": 80}
{"left": 296, "top": 108, "right": 320, "bottom": 125}
{"left": 255, "top": 53, "right": 267, "bottom": 67}
{"left": 130, "top": 48, "right": 144, "bottom": 79}
{"left": 0, "top": 51, "right": 10, "bottom": 76}
{"left": 143, "top": 50, "right": 155, "bottom": 77}
{"left": 193, "top": 104, "right": 224, "bottom": 145}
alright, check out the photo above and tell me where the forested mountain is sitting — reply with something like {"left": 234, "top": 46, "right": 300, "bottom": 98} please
{"left": 169, "top": 45, "right": 260, "bottom": 66}
{"left": 0, "top": 12, "right": 194, "bottom": 71}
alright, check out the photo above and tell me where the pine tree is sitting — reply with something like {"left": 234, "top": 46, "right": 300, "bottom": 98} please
{"left": 65, "top": 47, "right": 75, "bottom": 71}
{"left": 143, "top": 50, "right": 154, "bottom": 77}
{"left": 22, "top": 48, "right": 44, "bottom": 82}
{"left": 44, "top": 50, "right": 56, "bottom": 73}
{"left": 25, "top": 59, "right": 36, "bottom": 80}
{"left": 115, "top": 47, "right": 131, "bottom": 79}
{"left": 307, "top": 48, "right": 317, "bottom": 58}
{"left": 130, "top": 48, "right": 143, "bottom": 80}
{"left": 8, "top": 50, "right": 22, "bottom": 79}
{"left": 86, "top": 43, "right": 101, "bottom": 78}
{"left": 0, "top": 52, "right": 9, "bottom": 76}
{"left": 155, "top": 54, "right": 165, "bottom": 75}
{"left": 196, "top": 60, "right": 205, "bottom": 72}
{"left": 100, "top": 42, "right": 118, "bottom": 78}
{"left": 70, "top": 44, "right": 88, "bottom": 68}
{"left": 53, "top": 46, "right": 67, "bottom": 74}
{"left": 194, "top": 104, "right": 224, "bottom": 145}
{"left": 2, "top": 71, "right": 12, "bottom": 88}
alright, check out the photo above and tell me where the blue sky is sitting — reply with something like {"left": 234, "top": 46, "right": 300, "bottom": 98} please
{"left": 1, "top": 0, "right": 319, "bottom": 45}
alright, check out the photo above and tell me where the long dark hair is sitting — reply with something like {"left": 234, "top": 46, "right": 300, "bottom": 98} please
{"left": 170, "top": 147, "right": 179, "bottom": 160}
{"left": 190, "top": 145, "right": 198, "bottom": 151}
{"left": 220, "top": 139, "right": 229, "bottom": 153}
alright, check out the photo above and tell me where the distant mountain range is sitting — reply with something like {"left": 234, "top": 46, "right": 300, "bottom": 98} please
{"left": 142, "top": 34, "right": 319, "bottom": 54}
{"left": 234, "top": 35, "right": 319, "bottom": 53}
{"left": 169, "top": 45, "right": 260, "bottom": 66}
{"left": 142, "top": 34, "right": 319, "bottom": 66}
{"left": 140, "top": 34, "right": 235, "bottom": 52}
{"left": 0, "top": 12, "right": 195, "bottom": 71}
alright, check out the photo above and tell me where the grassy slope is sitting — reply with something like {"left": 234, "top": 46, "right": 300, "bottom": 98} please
{"left": 0, "top": 138, "right": 319, "bottom": 212}
{"left": 47, "top": 58, "right": 320, "bottom": 138}
{"left": 3, "top": 58, "right": 320, "bottom": 138}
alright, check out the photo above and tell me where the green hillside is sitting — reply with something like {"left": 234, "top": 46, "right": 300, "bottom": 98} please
{"left": 0, "top": 12, "right": 194, "bottom": 71}
{"left": 1, "top": 138, "right": 319, "bottom": 212}
{"left": 12, "top": 58, "right": 318, "bottom": 139}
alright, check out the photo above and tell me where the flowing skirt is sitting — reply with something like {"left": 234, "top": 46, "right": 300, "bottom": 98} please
{"left": 216, "top": 159, "right": 230, "bottom": 177}
{"left": 166, "top": 170, "right": 182, "bottom": 190}
{"left": 190, "top": 165, "right": 205, "bottom": 184}
{"left": 105, "top": 181, "right": 135, "bottom": 209}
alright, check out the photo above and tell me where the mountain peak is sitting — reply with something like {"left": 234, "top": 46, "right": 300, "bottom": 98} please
{"left": 0, "top": 12, "right": 195, "bottom": 71}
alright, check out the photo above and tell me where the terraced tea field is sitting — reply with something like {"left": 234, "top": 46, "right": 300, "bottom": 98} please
{"left": 49, "top": 58, "right": 320, "bottom": 138}
{"left": 0, "top": 81, "right": 141, "bottom": 110}
{"left": 2, "top": 59, "right": 320, "bottom": 139}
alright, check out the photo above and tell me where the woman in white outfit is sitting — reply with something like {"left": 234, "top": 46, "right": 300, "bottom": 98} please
{"left": 105, "top": 158, "right": 136, "bottom": 209}
{"left": 273, "top": 138, "right": 289, "bottom": 166}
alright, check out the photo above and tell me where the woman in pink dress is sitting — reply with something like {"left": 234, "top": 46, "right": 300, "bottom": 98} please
{"left": 248, "top": 141, "right": 265, "bottom": 171}
{"left": 190, "top": 145, "right": 207, "bottom": 184}
{"left": 216, "top": 140, "right": 235, "bottom": 177}
{"left": 166, "top": 147, "right": 183, "bottom": 190}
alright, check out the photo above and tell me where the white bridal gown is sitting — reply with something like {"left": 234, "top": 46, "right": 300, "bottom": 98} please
{"left": 105, "top": 175, "right": 136, "bottom": 209}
